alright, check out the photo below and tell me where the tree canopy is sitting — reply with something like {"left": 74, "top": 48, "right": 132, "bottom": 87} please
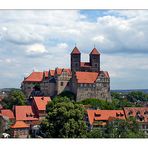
{"left": 102, "top": 117, "right": 145, "bottom": 138}
{"left": 127, "top": 91, "right": 148, "bottom": 102}
{"left": 1, "top": 90, "right": 26, "bottom": 109}
{"left": 57, "top": 91, "right": 76, "bottom": 101}
{"left": 40, "top": 97, "right": 87, "bottom": 138}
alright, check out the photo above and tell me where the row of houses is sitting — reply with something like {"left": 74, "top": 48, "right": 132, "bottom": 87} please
{"left": 0, "top": 96, "right": 51, "bottom": 138}
{"left": 87, "top": 107, "right": 148, "bottom": 135}
{"left": 1, "top": 95, "right": 148, "bottom": 138}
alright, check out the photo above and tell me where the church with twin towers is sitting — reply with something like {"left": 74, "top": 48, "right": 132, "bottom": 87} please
{"left": 21, "top": 46, "right": 111, "bottom": 101}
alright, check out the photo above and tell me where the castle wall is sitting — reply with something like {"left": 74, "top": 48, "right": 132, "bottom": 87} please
{"left": 49, "top": 82, "right": 56, "bottom": 97}
{"left": 21, "top": 82, "right": 36, "bottom": 98}
{"left": 76, "top": 82, "right": 111, "bottom": 102}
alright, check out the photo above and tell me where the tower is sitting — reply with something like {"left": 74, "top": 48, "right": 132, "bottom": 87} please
{"left": 89, "top": 47, "right": 100, "bottom": 72}
{"left": 71, "top": 46, "right": 81, "bottom": 72}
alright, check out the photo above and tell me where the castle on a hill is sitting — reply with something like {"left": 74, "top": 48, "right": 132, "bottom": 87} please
{"left": 21, "top": 46, "right": 111, "bottom": 101}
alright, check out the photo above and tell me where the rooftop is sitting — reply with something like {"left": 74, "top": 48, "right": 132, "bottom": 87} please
{"left": 11, "top": 121, "right": 29, "bottom": 129}
{"left": 33, "top": 96, "right": 51, "bottom": 111}
{"left": 1, "top": 109, "right": 14, "bottom": 119}
{"left": 80, "top": 62, "right": 91, "bottom": 68}
{"left": 87, "top": 110, "right": 125, "bottom": 125}
{"left": 49, "top": 70, "right": 55, "bottom": 77}
{"left": 15, "top": 106, "right": 38, "bottom": 121}
{"left": 124, "top": 107, "right": 148, "bottom": 123}
{"left": 55, "top": 68, "right": 71, "bottom": 76}
{"left": 71, "top": 47, "right": 81, "bottom": 54}
{"left": 90, "top": 48, "right": 100, "bottom": 55}
{"left": 24, "top": 72, "right": 43, "bottom": 82}
{"left": 75, "top": 71, "right": 99, "bottom": 84}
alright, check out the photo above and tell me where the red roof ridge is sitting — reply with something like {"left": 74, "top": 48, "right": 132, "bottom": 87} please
{"left": 71, "top": 46, "right": 81, "bottom": 54}
{"left": 90, "top": 48, "right": 100, "bottom": 55}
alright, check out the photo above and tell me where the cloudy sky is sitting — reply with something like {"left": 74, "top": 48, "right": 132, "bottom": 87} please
{"left": 0, "top": 10, "right": 148, "bottom": 90}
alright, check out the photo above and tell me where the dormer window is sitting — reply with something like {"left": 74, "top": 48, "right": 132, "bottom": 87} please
{"left": 95, "top": 113, "right": 101, "bottom": 117}
{"left": 116, "top": 113, "right": 120, "bottom": 117}
{"left": 136, "top": 111, "right": 140, "bottom": 115}
{"left": 128, "top": 110, "right": 133, "bottom": 116}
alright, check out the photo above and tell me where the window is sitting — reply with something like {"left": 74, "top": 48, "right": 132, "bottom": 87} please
{"left": 60, "top": 82, "right": 64, "bottom": 86}
{"left": 95, "top": 64, "right": 98, "bottom": 67}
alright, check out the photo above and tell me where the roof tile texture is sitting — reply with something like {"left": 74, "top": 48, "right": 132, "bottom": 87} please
{"left": 76, "top": 72, "right": 99, "bottom": 84}
{"left": 87, "top": 110, "right": 125, "bottom": 125}
{"left": 1, "top": 109, "right": 15, "bottom": 119}
{"left": 11, "top": 121, "right": 29, "bottom": 129}
{"left": 15, "top": 106, "right": 38, "bottom": 121}
{"left": 33, "top": 96, "right": 51, "bottom": 111}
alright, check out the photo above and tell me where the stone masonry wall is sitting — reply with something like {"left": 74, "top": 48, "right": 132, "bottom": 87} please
{"left": 76, "top": 81, "right": 111, "bottom": 102}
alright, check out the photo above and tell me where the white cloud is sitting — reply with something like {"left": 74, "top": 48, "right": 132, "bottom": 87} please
{"left": 0, "top": 10, "right": 148, "bottom": 89}
{"left": 26, "top": 43, "right": 48, "bottom": 55}
{"left": 92, "top": 35, "right": 105, "bottom": 43}
{"left": 57, "top": 43, "right": 68, "bottom": 49}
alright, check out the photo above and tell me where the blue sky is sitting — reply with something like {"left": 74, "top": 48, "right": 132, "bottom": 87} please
{"left": 0, "top": 10, "right": 148, "bottom": 90}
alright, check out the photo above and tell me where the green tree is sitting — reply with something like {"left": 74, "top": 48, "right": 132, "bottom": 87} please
{"left": 103, "top": 117, "right": 145, "bottom": 138}
{"left": 111, "top": 92, "right": 123, "bottom": 100}
{"left": 86, "top": 128, "right": 103, "bottom": 138}
{"left": 58, "top": 91, "right": 76, "bottom": 102}
{"left": 1, "top": 90, "right": 26, "bottom": 109}
{"left": 127, "top": 91, "right": 148, "bottom": 102}
{"left": 78, "top": 98, "right": 116, "bottom": 110}
{"left": 40, "top": 97, "right": 87, "bottom": 138}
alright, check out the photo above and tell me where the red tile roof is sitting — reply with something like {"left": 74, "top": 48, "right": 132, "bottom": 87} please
{"left": 124, "top": 107, "right": 148, "bottom": 123}
{"left": 90, "top": 48, "right": 100, "bottom": 55}
{"left": 15, "top": 106, "right": 38, "bottom": 121}
{"left": 1, "top": 109, "right": 14, "bottom": 119}
{"left": 11, "top": 121, "right": 29, "bottom": 129}
{"left": 75, "top": 71, "right": 99, "bottom": 84}
{"left": 80, "top": 62, "right": 91, "bottom": 68}
{"left": 56, "top": 68, "right": 63, "bottom": 75}
{"left": 56, "top": 68, "right": 71, "bottom": 76}
{"left": 33, "top": 96, "right": 51, "bottom": 111}
{"left": 71, "top": 47, "right": 80, "bottom": 54}
{"left": 44, "top": 71, "right": 49, "bottom": 78}
{"left": 49, "top": 70, "right": 55, "bottom": 76}
{"left": 24, "top": 72, "right": 43, "bottom": 82}
{"left": 64, "top": 68, "right": 72, "bottom": 75}
{"left": 87, "top": 110, "right": 125, "bottom": 125}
